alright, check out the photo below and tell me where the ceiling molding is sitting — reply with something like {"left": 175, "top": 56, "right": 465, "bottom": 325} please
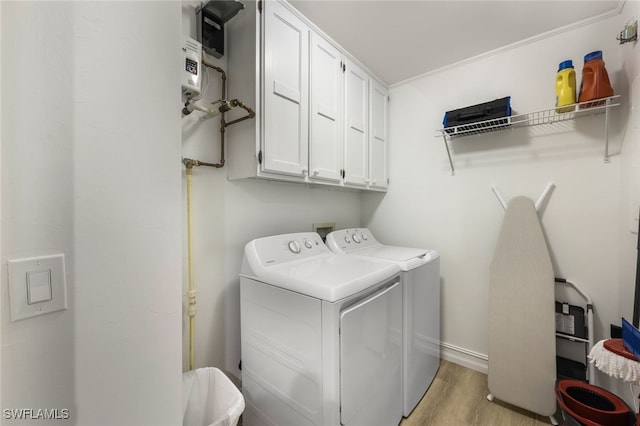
{"left": 390, "top": 0, "right": 626, "bottom": 88}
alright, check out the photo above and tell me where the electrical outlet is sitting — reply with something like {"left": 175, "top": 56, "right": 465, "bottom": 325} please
{"left": 313, "top": 222, "right": 336, "bottom": 243}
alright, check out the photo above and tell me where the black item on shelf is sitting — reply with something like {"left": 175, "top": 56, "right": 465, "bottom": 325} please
{"left": 557, "top": 356, "right": 586, "bottom": 382}
{"left": 442, "top": 97, "right": 511, "bottom": 133}
{"left": 556, "top": 301, "right": 587, "bottom": 339}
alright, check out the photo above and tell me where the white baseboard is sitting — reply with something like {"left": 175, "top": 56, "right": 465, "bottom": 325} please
{"left": 441, "top": 341, "right": 488, "bottom": 374}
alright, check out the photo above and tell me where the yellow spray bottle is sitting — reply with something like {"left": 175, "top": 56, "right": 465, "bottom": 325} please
{"left": 556, "top": 60, "right": 576, "bottom": 113}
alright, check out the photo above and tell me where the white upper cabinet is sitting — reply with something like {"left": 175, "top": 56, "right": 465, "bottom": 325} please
{"left": 226, "top": 0, "right": 388, "bottom": 192}
{"left": 309, "top": 32, "right": 344, "bottom": 183}
{"left": 344, "top": 59, "right": 369, "bottom": 187}
{"left": 369, "top": 80, "right": 389, "bottom": 190}
{"left": 262, "top": 0, "right": 309, "bottom": 177}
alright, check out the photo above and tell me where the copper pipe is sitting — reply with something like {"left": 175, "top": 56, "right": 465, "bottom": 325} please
{"left": 182, "top": 157, "right": 223, "bottom": 169}
{"left": 225, "top": 100, "right": 255, "bottom": 127}
{"left": 202, "top": 60, "right": 228, "bottom": 167}
{"left": 203, "top": 59, "right": 227, "bottom": 98}
{"left": 199, "top": 59, "right": 255, "bottom": 168}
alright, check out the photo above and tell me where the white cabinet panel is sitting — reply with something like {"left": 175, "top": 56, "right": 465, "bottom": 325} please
{"left": 369, "top": 80, "right": 388, "bottom": 190}
{"left": 344, "top": 60, "right": 369, "bottom": 187}
{"left": 227, "top": 0, "right": 388, "bottom": 192}
{"left": 263, "top": 0, "right": 309, "bottom": 177}
{"left": 309, "top": 33, "right": 343, "bottom": 183}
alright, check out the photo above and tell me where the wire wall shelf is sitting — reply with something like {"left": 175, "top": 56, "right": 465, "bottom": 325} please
{"left": 435, "top": 95, "right": 620, "bottom": 175}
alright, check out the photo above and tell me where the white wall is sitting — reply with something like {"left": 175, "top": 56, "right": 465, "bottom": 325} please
{"left": 9, "top": 2, "right": 637, "bottom": 424}
{"left": 0, "top": 0, "right": 3, "bottom": 409}
{"left": 618, "top": 0, "right": 640, "bottom": 327}
{"left": 180, "top": 2, "right": 362, "bottom": 380}
{"left": 615, "top": 0, "right": 640, "bottom": 404}
{"left": 2, "top": 2, "right": 182, "bottom": 425}
{"left": 2, "top": 3, "right": 76, "bottom": 420}
{"left": 363, "top": 6, "right": 639, "bottom": 379}
{"left": 184, "top": 0, "right": 640, "bottom": 395}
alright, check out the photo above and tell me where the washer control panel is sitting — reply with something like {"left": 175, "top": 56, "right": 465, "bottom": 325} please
{"left": 282, "top": 234, "right": 324, "bottom": 257}
{"left": 327, "top": 228, "right": 379, "bottom": 252}
{"left": 250, "top": 232, "right": 329, "bottom": 266}
{"left": 285, "top": 237, "right": 320, "bottom": 254}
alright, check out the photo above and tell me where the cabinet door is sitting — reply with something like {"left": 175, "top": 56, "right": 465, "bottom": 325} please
{"left": 262, "top": 0, "right": 309, "bottom": 177}
{"left": 309, "top": 33, "right": 343, "bottom": 183}
{"left": 369, "top": 80, "right": 388, "bottom": 190}
{"left": 343, "top": 60, "right": 369, "bottom": 187}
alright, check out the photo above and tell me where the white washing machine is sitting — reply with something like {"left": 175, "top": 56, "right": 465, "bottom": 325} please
{"left": 240, "top": 232, "right": 403, "bottom": 426}
{"left": 326, "top": 228, "right": 441, "bottom": 417}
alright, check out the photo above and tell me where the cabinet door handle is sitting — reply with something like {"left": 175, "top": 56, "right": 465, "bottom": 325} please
{"left": 313, "top": 170, "right": 320, "bottom": 176}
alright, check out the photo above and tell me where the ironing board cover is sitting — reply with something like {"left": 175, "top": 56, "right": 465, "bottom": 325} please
{"left": 488, "top": 196, "right": 557, "bottom": 416}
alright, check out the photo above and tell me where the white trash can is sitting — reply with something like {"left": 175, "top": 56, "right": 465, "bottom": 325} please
{"left": 183, "top": 367, "right": 245, "bottom": 426}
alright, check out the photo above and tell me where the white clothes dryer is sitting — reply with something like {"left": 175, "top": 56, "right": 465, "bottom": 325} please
{"left": 326, "top": 228, "right": 441, "bottom": 417}
{"left": 240, "top": 232, "right": 403, "bottom": 426}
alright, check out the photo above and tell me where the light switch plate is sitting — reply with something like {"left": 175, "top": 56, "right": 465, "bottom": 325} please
{"left": 8, "top": 254, "right": 67, "bottom": 321}
{"left": 27, "top": 269, "right": 52, "bottom": 304}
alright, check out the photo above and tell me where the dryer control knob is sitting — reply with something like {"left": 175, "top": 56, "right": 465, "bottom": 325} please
{"left": 361, "top": 233, "right": 368, "bottom": 241}
{"left": 352, "top": 234, "right": 361, "bottom": 243}
{"left": 288, "top": 240, "right": 301, "bottom": 254}
{"left": 304, "top": 240, "right": 313, "bottom": 249}
{"left": 344, "top": 236, "right": 351, "bottom": 244}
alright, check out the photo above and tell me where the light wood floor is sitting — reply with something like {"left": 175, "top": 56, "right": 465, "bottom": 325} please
{"left": 401, "top": 360, "right": 556, "bottom": 426}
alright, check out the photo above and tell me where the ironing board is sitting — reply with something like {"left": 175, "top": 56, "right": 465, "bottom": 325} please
{"left": 488, "top": 195, "right": 557, "bottom": 421}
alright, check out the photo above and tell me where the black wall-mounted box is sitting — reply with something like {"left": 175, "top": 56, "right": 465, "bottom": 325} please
{"left": 196, "top": 1, "right": 244, "bottom": 58}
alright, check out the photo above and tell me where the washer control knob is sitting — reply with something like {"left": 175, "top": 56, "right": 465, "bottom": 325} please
{"left": 361, "top": 233, "right": 368, "bottom": 241}
{"left": 352, "top": 234, "right": 361, "bottom": 243}
{"left": 288, "top": 240, "right": 301, "bottom": 254}
{"left": 304, "top": 240, "right": 313, "bottom": 249}
{"left": 344, "top": 236, "right": 351, "bottom": 244}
